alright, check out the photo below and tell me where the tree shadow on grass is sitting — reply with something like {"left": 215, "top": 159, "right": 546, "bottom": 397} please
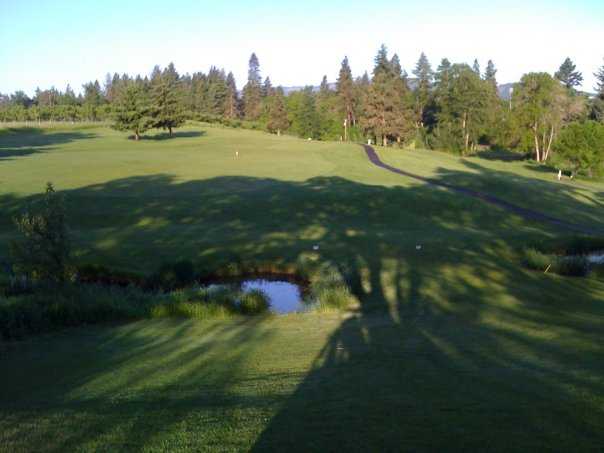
{"left": 0, "top": 127, "right": 97, "bottom": 161}
{"left": 0, "top": 159, "right": 604, "bottom": 450}
{"left": 139, "top": 130, "right": 206, "bottom": 141}
{"left": 475, "top": 148, "right": 529, "bottom": 162}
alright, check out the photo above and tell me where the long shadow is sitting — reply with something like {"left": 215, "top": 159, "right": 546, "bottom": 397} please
{"left": 0, "top": 127, "right": 97, "bottom": 161}
{"left": 139, "top": 130, "right": 206, "bottom": 140}
{"left": 1, "top": 163, "right": 603, "bottom": 449}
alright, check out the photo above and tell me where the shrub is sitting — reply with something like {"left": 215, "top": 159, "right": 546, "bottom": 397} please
{"left": 147, "top": 260, "right": 196, "bottom": 290}
{"left": 10, "top": 183, "right": 73, "bottom": 284}
{"left": 238, "top": 289, "right": 270, "bottom": 315}
{"left": 523, "top": 247, "right": 590, "bottom": 277}
{"left": 309, "top": 262, "right": 356, "bottom": 311}
{"left": 553, "top": 121, "right": 604, "bottom": 178}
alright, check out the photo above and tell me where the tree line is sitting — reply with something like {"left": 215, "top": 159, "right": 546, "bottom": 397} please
{"left": 2, "top": 46, "right": 604, "bottom": 174}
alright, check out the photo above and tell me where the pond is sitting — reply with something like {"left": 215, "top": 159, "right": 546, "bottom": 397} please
{"left": 205, "top": 278, "right": 306, "bottom": 314}
{"left": 587, "top": 252, "right": 604, "bottom": 265}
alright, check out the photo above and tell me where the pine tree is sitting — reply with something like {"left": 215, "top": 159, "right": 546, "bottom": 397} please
{"left": 594, "top": 60, "right": 604, "bottom": 97}
{"left": 206, "top": 67, "right": 228, "bottom": 115}
{"left": 319, "top": 75, "right": 330, "bottom": 97}
{"left": 224, "top": 72, "right": 240, "bottom": 119}
{"left": 593, "top": 60, "right": 604, "bottom": 123}
{"left": 288, "top": 87, "right": 320, "bottom": 139}
{"left": 82, "top": 80, "right": 103, "bottom": 120}
{"left": 267, "top": 87, "right": 289, "bottom": 135}
{"left": 112, "top": 81, "right": 152, "bottom": 140}
{"left": 243, "top": 53, "right": 262, "bottom": 120}
{"left": 390, "top": 54, "right": 414, "bottom": 145}
{"left": 484, "top": 60, "right": 497, "bottom": 85}
{"left": 150, "top": 64, "right": 185, "bottom": 137}
{"left": 435, "top": 64, "right": 490, "bottom": 154}
{"left": 472, "top": 59, "right": 481, "bottom": 75}
{"left": 336, "top": 56, "right": 355, "bottom": 137}
{"left": 555, "top": 57, "right": 583, "bottom": 90}
{"left": 363, "top": 46, "right": 401, "bottom": 146}
{"left": 373, "top": 44, "right": 392, "bottom": 77}
{"left": 261, "top": 77, "right": 273, "bottom": 98}
{"left": 412, "top": 52, "right": 434, "bottom": 128}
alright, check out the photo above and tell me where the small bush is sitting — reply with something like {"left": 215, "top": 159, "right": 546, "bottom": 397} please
{"left": 524, "top": 248, "right": 552, "bottom": 271}
{"left": 147, "top": 260, "right": 196, "bottom": 290}
{"left": 10, "top": 183, "right": 74, "bottom": 284}
{"left": 309, "top": 262, "right": 356, "bottom": 311}
{"left": 238, "top": 289, "right": 270, "bottom": 315}
{"left": 523, "top": 247, "right": 590, "bottom": 277}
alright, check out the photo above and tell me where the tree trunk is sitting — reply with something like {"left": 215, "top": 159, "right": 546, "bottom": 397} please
{"left": 382, "top": 135, "right": 388, "bottom": 147}
{"left": 533, "top": 124, "right": 541, "bottom": 162}
{"left": 169, "top": 126, "right": 173, "bottom": 137}
{"left": 277, "top": 129, "right": 281, "bottom": 136}
{"left": 134, "top": 131, "right": 140, "bottom": 141}
{"left": 543, "top": 126, "right": 555, "bottom": 161}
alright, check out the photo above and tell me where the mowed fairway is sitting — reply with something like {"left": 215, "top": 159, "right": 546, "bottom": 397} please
{"left": 1, "top": 124, "right": 604, "bottom": 451}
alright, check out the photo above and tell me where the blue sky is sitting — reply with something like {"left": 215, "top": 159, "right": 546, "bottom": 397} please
{"left": 1, "top": 0, "right": 603, "bottom": 95}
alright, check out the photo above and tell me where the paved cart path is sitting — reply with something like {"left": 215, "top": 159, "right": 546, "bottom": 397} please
{"left": 362, "top": 144, "right": 597, "bottom": 234}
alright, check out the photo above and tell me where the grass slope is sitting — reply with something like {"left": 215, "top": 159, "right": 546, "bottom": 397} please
{"left": 1, "top": 124, "right": 604, "bottom": 451}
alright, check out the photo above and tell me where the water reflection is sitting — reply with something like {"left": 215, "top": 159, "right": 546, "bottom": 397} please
{"left": 205, "top": 279, "right": 305, "bottom": 314}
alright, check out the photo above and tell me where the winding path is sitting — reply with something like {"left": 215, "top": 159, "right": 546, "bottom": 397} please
{"left": 362, "top": 144, "right": 596, "bottom": 234}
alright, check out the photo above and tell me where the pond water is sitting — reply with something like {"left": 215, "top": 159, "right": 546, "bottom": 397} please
{"left": 587, "top": 253, "right": 604, "bottom": 265}
{"left": 242, "top": 279, "right": 305, "bottom": 314}
{"left": 205, "top": 279, "right": 305, "bottom": 314}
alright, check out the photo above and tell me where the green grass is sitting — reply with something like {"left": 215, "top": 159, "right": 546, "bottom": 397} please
{"left": 1, "top": 124, "right": 604, "bottom": 450}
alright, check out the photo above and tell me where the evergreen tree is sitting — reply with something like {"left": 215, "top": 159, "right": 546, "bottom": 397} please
{"left": 555, "top": 57, "right": 583, "bottom": 90}
{"left": 224, "top": 72, "right": 240, "bottom": 119}
{"left": 243, "top": 53, "right": 262, "bottom": 120}
{"left": 267, "top": 87, "right": 289, "bottom": 135}
{"left": 373, "top": 44, "right": 391, "bottom": 76}
{"left": 484, "top": 60, "right": 497, "bottom": 85}
{"left": 82, "top": 80, "right": 103, "bottom": 120}
{"left": 112, "top": 81, "right": 152, "bottom": 140}
{"left": 472, "top": 59, "right": 481, "bottom": 75}
{"left": 435, "top": 64, "right": 489, "bottom": 154}
{"left": 412, "top": 52, "right": 434, "bottom": 128}
{"left": 261, "top": 77, "right": 273, "bottom": 98}
{"left": 594, "top": 60, "right": 604, "bottom": 97}
{"left": 336, "top": 56, "right": 355, "bottom": 136}
{"left": 206, "top": 67, "right": 228, "bottom": 115}
{"left": 319, "top": 75, "right": 330, "bottom": 98}
{"left": 290, "top": 87, "right": 320, "bottom": 139}
{"left": 150, "top": 64, "right": 185, "bottom": 136}
{"left": 363, "top": 45, "right": 409, "bottom": 146}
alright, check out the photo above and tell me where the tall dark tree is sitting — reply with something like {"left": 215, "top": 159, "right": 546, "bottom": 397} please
{"left": 555, "top": 57, "right": 583, "bottom": 90}
{"left": 472, "top": 59, "right": 481, "bottom": 75}
{"left": 435, "top": 64, "right": 490, "bottom": 154}
{"left": 290, "top": 87, "right": 321, "bottom": 139}
{"left": 593, "top": 60, "right": 604, "bottom": 123}
{"left": 363, "top": 45, "right": 408, "bottom": 146}
{"left": 595, "top": 60, "right": 604, "bottom": 97}
{"left": 267, "top": 87, "right": 289, "bottom": 135}
{"left": 243, "top": 53, "right": 262, "bottom": 120}
{"left": 261, "top": 77, "right": 273, "bottom": 98}
{"left": 224, "top": 72, "right": 240, "bottom": 119}
{"left": 484, "top": 60, "right": 497, "bottom": 85}
{"left": 82, "top": 80, "right": 103, "bottom": 120}
{"left": 412, "top": 52, "right": 433, "bottom": 128}
{"left": 336, "top": 56, "right": 355, "bottom": 136}
{"left": 206, "top": 67, "right": 228, "bottom": 115}
{"left": 150, "top": 64, "right": 185, "bottom": 136}
{"left": 319, "top": 75, "right": 330, "bottom": 97}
